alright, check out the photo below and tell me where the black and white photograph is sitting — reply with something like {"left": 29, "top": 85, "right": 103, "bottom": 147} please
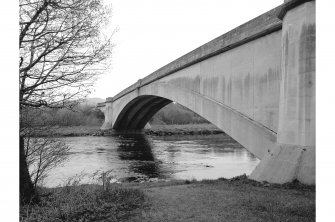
{"left": 3, "top": 0, "right": 332, "bottom": 221}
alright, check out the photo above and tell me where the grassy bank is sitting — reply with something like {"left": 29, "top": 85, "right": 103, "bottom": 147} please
{"left": 21, "top": 176, "right": 315, "bottom": 222}
{"left": 20, "top": 185, "right": 146, "bottom": 222}
{"left": 141, "top": 177, "right": 315, "bottom": 222}
{"left": 33, "top": 123, "right": 224, "bottom": 137}
{"left": 123, "top": 175, "right": 315, "bottom": 222}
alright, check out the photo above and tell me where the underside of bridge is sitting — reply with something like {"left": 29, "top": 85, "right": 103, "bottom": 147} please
{"left": 113, "top": 96, "right": 172, "bottom": 130}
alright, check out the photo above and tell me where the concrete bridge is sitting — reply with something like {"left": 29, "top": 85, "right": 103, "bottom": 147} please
{"left": 97, "top": 0, "right": 315, "bottom": 185}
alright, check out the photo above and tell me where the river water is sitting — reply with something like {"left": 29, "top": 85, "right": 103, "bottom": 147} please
{"left": 44, "top": 133, "right": 260, "bottom": 187}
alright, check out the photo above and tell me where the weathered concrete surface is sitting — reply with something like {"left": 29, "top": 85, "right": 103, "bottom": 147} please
{"left": 250, "top": 0, "right": 315, "bottom": 185}
{"left": 98, "top": 0, "right": 315, "bottom": 184}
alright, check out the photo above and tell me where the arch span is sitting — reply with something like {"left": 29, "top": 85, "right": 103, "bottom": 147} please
{"left": 100, "top": 82, "right": 277, "bottom": 159}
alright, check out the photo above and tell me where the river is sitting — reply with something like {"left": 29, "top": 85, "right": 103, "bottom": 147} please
{"left": 44, "top": 133, "right": 260, "bottom": 187}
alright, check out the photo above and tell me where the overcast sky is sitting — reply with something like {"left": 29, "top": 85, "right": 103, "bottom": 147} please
{"left": 91, "top": 0, "right": 283, "bottom": 99}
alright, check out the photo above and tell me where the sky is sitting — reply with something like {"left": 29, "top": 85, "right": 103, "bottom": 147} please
{"left": 91, "top": 0, "right": 283, "bottom": 99}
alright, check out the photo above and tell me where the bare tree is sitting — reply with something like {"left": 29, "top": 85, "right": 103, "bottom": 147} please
{"left": 19, "top": 0, "right": 114, "bottom": 204}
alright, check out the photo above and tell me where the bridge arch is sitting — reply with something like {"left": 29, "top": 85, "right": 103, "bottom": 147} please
{"left": 113, "top": 95, "right": 172, "bottom": 130}
{"left": 103, "top": 82, "right": 277, "bottom": 159}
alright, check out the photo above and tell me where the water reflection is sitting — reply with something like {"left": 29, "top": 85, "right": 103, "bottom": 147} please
{"left": 44, "top": 133, "right": 260, "bottom": 187}
{"left": 116, "top": 134, "right": 155, "bottom": 161}
{"left": 115, "top": 134, "right": 168, "bottom": 179}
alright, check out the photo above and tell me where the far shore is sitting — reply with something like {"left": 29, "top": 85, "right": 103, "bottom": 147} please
{"left": 32, "top": 123, "right": 225, "bottom": 137}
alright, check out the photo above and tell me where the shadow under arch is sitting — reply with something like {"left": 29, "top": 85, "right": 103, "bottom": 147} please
{"left": 115, "top": 133, "right": 167, "bottom": 178}
{"left": 113, "top": 95, "right": 172, "bottom": 130}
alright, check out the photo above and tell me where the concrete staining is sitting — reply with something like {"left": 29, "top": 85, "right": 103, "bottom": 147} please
{"left": 98, "top": 0, "right": 315, "bottom": 185}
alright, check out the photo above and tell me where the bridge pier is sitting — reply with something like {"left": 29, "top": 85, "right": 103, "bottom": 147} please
{"left": 250, "top": 0, "right": 315, "bottom": 184}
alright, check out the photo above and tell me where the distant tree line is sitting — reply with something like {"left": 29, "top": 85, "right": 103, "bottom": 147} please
{"left": 25, "top": 101, "right": 209, "bottom": 128}
{"left": 150, "top": 103, "right": 209, "bottom": 125}
{"left": 25, "top": 103, "right": 105, "bottom": 127}
{"left": 26, "top": 102, "right": 209, "bottom": 127}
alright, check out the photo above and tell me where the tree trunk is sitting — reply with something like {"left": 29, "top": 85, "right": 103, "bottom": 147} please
{"left": 20, "top": 136, "right": 35, "bottom": 204}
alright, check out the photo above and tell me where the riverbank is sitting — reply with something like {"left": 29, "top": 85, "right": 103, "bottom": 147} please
{"left": 21, "top": 176, "right": 315, "bottom": 222}
{"left": 131, "top": 176, "right": 315, "bottom": 222}
{"left": 33, "top": 123, "right": 224, "bottom": 137}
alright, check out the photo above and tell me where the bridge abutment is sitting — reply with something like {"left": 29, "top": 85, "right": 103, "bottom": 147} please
{"left": 99, "top": 101, "right": 114, "bottom": 130}
{"left": 250, "top": 0, "right": 315, "bottom": 184}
